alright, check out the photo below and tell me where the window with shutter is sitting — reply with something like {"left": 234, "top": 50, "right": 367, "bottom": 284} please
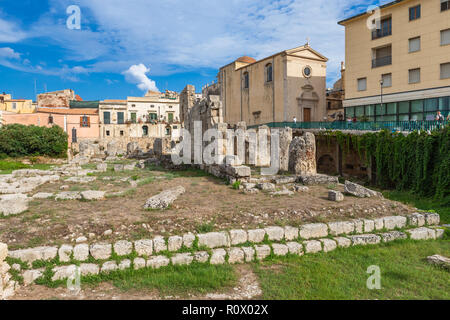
{"left": 382, "top": 73, "right": 392, "bottom": 87}
{"left": 442, "top": 0, "right": 450, "bottom": 12}
{"left": 103, "top": 111, "right": 111, "bottom": 124}
{"left": 441, "top": 63, "right": 450, "bottom": 79}
{"left": 409, "top": 68, "right": 421, "bottom": 84}
{"left": 409, "top": 37, "right": 420, "bottom": 52}
{"left": 409, "top": 5, "right": 421, "bottom": 21}
{"left": 441, "top": 29, "right": 450, "bottom": 46}
{"left": 357, "top": 78, "right": 367, "bottom": 91}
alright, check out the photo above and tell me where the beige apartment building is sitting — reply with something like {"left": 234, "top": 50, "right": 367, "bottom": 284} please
{"left": 339, "top": 0, "right": 450, "bottom": 121}
{"left": 217, "top": 45, "right": 328, "bottom": 126}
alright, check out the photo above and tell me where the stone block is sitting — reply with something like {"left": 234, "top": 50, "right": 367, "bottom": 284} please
{"left": 303, "top": 240, "right": 322, "bottom": 253}
{"left": 407, "top": 213, "right": 426, "bottom": 227}
{"left": 23, "top": 269, "right": 43, "bottom": 286}
{"left": 334, "top": 237, "right": 351, "bottom": 248}
{"left": 227, "top": 248, "right": 245, "bottom": 264}
{"left": 363, "top": 219, "right": 375, "bottom": 233}
{"left": 147, "top": 256, "right": 170, "bottom": 269}
{"left": 210, "top": 249, "right": 227, "bottom": 265}
{"left": 134, "top": 239, "right": 153, "bottom": 256}
{"left": 320, "top": 239, "right": 337, "bottom": 252}
{"left": 229, "top": 230, "right": 248, "bottom": 245}
{"left": 133, "top": 258, "right": 146, "bottom": 270}
{"left": 58, "top": 245, "right": 73, "bottom": 263}
{"left": 350, "top": 234, "right": 381, "bottom": 246}
{"left": 197, "top": 232, "right": 230, "bottom": 249}
{"left": 247, "top": 229, "right": 266, "bottom": 243}
{"left": 286, "top": 242, "right": 303, "bottom": 255}
{"left": 194, "top": 252, "right": 209, "bottom": 263}
{"left": 407, "top": 227, "right": 436, "bottom": 240}
{"left": 241, "top": 247, "right": 255, "bottom": 262}
{"left": 171, "top": 253, "right": 193, "bottom": 266}
{"left": 284, "top": 226, "right": 299, "bottom": 241}
{"left": 101, "top": 261, "right": 118, "bottom": 274}
{"left": 80, "top": 263, "right": 99, "bottom": 276}
{"left": 183, "top": 233, "right": 196, "bottom": 248}
{"left": 328, "top": 190, "right": 344, "bottom": 202}
{"left": 73, "top": 244, "right": 89, "bottom": 261}
{"left": 381, "top": 231, "right": 407, "bottom": 242}
{"left": 272, "top": 244, "right": 289, "bottom": 256}
{"left": 264, "top": 226, "right": 284, "bottom": 241}
{"left": 89, "top": 243, "right": 112, "bottom": 260}
{"left": 114, "top": 241, "right": 132, "bottom": 256}
{"left": 424, "top": 213, "right": 440, "bottom": 226}
{"left": 153, "top": 236, "right": 167, "bottom": 253}
{"left": 328, "top": 221, "right": 355, "bottom": 236}
{"left": 299, "top": 223, "right": 328, "bottom": 239}
{"left": 255, "top": 245, "right": 271, "bottom": 261}
{"left": 383, "top": 216, "right": 407, "bottom": 230}
{"left": 168, "top": 236, "right": 183, "bottom": 252}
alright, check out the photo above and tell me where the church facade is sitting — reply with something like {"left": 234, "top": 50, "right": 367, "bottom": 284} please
{"left": 217, "top": 45, "right": 328, "bottom": 126}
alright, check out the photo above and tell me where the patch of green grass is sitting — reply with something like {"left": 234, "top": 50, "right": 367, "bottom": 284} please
{"left": 26, "top": 236, "right": 46, "bottom": 248}
{"left": 0, "top": 160, "right": 54, "bottom": 174}
{"left": 253, "top": 239, "right": 450, "bottom": 300}
{"left": 231, "top": 181, "right": 241, "bottom": 190}
{"left": 196, "top": 222, "right": 215, "bottom": 233}
{"left": 82, "top": 263, "right": 237, "bottom": 296}
{"left": 384, "top": 190, "right": 450, "bottom": 224}
{"left": 137, "top": 177, "right": 155, "bottom": 186}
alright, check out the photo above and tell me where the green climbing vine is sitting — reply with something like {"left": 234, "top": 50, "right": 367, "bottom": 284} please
{"left": 317, "top": 127, "right": 450, "bottom": 203}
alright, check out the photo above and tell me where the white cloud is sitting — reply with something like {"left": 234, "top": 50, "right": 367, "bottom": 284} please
{"left": 123, "top": 64, "right": 159, "bottom": 92}
{"left": 1, "top": 0, "right": 391, "bottom": 86}
{"left": 0, "top": 17, "right": 27, "bottom": 43}
{"left": 0, "top": 47, "right": 21, "bottom": 60}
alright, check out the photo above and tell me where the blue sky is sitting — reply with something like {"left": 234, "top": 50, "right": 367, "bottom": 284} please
{"left": 0, "top": 0, "right": 386, "bottom": 101}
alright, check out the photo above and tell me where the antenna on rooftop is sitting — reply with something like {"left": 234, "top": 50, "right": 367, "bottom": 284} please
{"left": 306, "top": 37, "right": 310, "bottom": 46}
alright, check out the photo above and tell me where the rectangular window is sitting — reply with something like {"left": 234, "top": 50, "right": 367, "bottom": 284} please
{"left": 409, "top": 37, "right": 421, "bottom": 52}
{"left": 357, "top": 78, "right": 367, "bottom": 91}
{"left": 103, "top": 111, "right": 111, "bottom": 124}
{"left": 441, "top": 29, "right": 450, "bottom": 45}
{"left": 441, "top": 62, "right": 450, "bottom": 79}
{"left": 168, "top": 113, "right": 174, "bottom": 123}
{"left": 411, "top": 113, "right": 424, "bottom": 121}
{"left": 131, "top": 112, "right": 137, "bottom": 123}
{"left": 372, "top": 45, "right": 392, "bottom": 68}
{"left": 376, "top": 103, "right": 385, "bottom": 115}
{"left": 425, "top": 99, "right": 439, "bottom": 112}
{"left": 372, "top": 17, "right": 392, "bottom": 40}
{"left": 12, "top": 102, "right": 16, "bottom": 110}
{"left": 409, "top": 68, "right": 421, "bottom": 84}
{"left": 266, "top": 64, "right": 273, "bottom": 82}
{"left": 150, "top": 113, "right": 158, "bottom": 120}
{"left": 243, "top": 72, "right": 249, "bottom": 89}
{"left": 399, "top": 101, "right": 410, "bottom": 114}
{"left": 409, "top": 5, "right": 421, "bottom": 21}
{"left": 345, "top": 107, "right": 355, "bottom": 118}
{"left": 355, "top": 106, "right": 365, "bottom": 117}
{"left": 411, "top": 100, "right": 423, "bottom": 113}
{"left": 442, "top": 0, "right": 450, "bottom": 12}
{"left": 382, "top": 73, "right": 392, "bottom": 87}
{"left": 386, "top": 103, "right": 397, "bottom": 115}
{"left": 439, "top": 97, "right": 449, "bottom": 110}
{"left": 366, "top": 105, "right": 375, "bottom": 116}
{"left": 117, "top": 112, "right": 124, "bottom": 124}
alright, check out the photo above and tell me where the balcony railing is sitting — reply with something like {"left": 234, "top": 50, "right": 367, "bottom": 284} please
{"left": 372, "top": 28, "right": 392, "bottom": 40}
{"left": 248, "top": 121, "right": 449, "bottom": 133}
{"left": 372, "top": 55, "right": 392, "bottom": 68}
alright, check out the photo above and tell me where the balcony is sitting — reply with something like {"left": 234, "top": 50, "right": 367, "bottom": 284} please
{"left": 372, "top": 28, "right": 392, "bottom": 40}
{"left": 372, "top": 55, "right": 392, "bottom": 68}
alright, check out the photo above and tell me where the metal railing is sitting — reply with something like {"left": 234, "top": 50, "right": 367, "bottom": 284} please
{"left": 372, "top": 55, "right": 392, "bottom": 68}
{"left": 248, "top": 121, "right": 449, "bottom": 132}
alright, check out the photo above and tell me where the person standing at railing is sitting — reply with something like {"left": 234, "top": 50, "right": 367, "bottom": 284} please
{"left": 436, "top": 111, "right": 445, "bottom": 129}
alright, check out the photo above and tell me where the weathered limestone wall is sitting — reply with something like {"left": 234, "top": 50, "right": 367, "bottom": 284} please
{"left": 5, "top": 213, "right": 443, "bottom": 287}
{"left": 1, "top": 242, "right": 17, "bottom": 300}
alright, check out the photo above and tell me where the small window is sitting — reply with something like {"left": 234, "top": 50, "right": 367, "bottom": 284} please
{"left": 243, "top": 72, "right": 249, "bottom": 89}
{"left": 131, "top": 112, "right": 137, "bottom": 123}
{"left": 81, "top": 116, "right": 90, "bottom": 128}
{"left": 142, "top": 126, "right": 148, "bottom": 136}
{"left": 165, "top": 127, "right": 171, "bottom": 136}
{"left": 48, "top": 115, "right": 54, "bottom": 124}
{"left": 442, "top": 0, "right": 450, "bottom": 12}
{"left": 151, "top": 105, "right": 155, "bottom": 108}
{"left": 409, "top": 37, "right": 421, "bottom": 52}
{"left": 131, "top": 104, "right": 136, "bottom": 108}
{"left": 106, "top": 130, "right": 110, "bottom": 136}
{"left": 103, "top": 111, "right": 111, "bottom": 124}
{"left": 169, "top": 105, "right": 173, "bottom": 108}
{"left": 409, "top": 5, "right": 421, "bottom": 21}
{"left": 441, "top": 29, "right": 450, "bottom": 46}
{"left": 303, "top": 66, "right": 312, "bottom": 78}
{"left": 265, "top": 63, "right": 273, "bottom": 83}
{"left": 382, "top": 73, "right": 392, "bottom": 87}
{"left": 117, "top": 112, "right": 124, "bottom": 124}
{"left": 357, "top": 78, "right": 367, "bottom": 91}
{"left": 409, "top": 68, "right": 421, "bottom": 84}
{"left": 441, "top": 62, "right": 450, "bottom": 79}
{"left": 150, "top": 113, "right": 158, "bottom": 121}
{"left": 120, "top": 130, "right": 124, "bottom": 136}
{"left": 12, "top": 102, "right": 16, "bottom": 110}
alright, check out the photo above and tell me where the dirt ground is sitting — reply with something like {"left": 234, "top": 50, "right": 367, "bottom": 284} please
{"left": 0, "top": 164, "right": 415, "bottom": 250}
{"left": 11, "top": 265, "right": 262, "bottom": 300}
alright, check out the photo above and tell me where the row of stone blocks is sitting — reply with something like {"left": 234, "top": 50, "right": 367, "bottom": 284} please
{"left": 7, "top": 213, "right": 441, "bottom": 268}
{"left": 19, "top": 226, "right": 445, "bottom": 286}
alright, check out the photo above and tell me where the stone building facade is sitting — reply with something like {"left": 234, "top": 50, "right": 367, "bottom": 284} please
{"left": 217, "top": 45, "right": 328, "bottom": 126}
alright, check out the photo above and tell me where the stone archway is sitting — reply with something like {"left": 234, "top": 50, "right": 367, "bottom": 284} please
{"left": 297, "top": 84, "right": 319, "bottom": 122}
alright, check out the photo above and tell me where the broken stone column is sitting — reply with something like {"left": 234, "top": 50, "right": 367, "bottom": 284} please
{"left": 288, "top": 132, "right": 317, "bottom": 175}
{"left": 276, "top": 128, "right": 292, "bottom": 172}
